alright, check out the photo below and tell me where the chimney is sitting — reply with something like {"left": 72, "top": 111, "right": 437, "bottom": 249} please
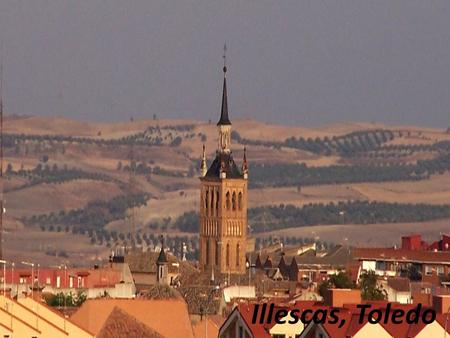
{"left": 402, "top": 234, "right": 422, "bottom": 250}
{"left": 323, "top": 289, "right": 361, "bottom": 307}
{"left": 432, "top": 295, "right": 450, "bottom": 314}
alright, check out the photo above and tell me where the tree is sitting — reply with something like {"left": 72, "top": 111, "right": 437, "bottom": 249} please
{"left": 6, "top": 163, "right": 13, "bottom": 174}
{"left": 170, "top": 136, "right": 182, "bottom": 147}
{"left": 360, "top": 271, "right": 387, "bottom": 300}
{"left": 318, "top": 271, "right": 354, "bottom": 297}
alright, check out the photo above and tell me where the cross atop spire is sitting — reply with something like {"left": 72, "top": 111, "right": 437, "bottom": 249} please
{"left": 223, "top": 43, "right": 227, "bottom": 73}
{"left": 217, "top": 44, "right": 231, "bottom": 126}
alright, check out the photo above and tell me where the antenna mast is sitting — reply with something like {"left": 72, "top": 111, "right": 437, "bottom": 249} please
{"left": 0, "top": 53, "right": 4, "bottom": 259}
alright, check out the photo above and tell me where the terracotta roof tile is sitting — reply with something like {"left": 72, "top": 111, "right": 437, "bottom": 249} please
{"left": 353, "top": 247, "right": 450, "bottom": 264}
{"left": 71, "top": 298, "right": 194, "bottom": 338}
{"left": 192, "top": 315, "right": 224, "bottom": 338}
{"left": 387, "top": 277, "right": 411, "bottom": 292}
{"left": 97, "top": 307, "right": 164, "bottom": 338}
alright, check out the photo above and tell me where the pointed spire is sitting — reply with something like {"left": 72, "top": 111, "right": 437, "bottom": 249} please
{"left": 217, "top": 44, "right": 231, "bottom": 126}
{"left": 200, "top": 144, "right": 207, "bottom": 177}
{"left": 157, "top": 235, "right": 168, "bottom": 264}
{"left": 242, "top": 147, "right": 248, "bottom": 178}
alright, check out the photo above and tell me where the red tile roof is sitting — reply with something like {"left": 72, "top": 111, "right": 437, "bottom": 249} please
{"left": 71, "top": 298, "right": 194, "bottom": 338}
{"left": 236, "top": 303, "right": 272, "bottom": 338}
{"left": 97, "top": 307, "right": 164, "bottom": 338}
{"left": 232, "top": 301, "right": 450, "bottom": 338}
{"left": 353, "top": 247, "right": 450, "bottom": 264}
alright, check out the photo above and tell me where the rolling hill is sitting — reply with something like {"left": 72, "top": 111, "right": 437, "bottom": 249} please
{"left": 3, "top": 115, "right": 450, "bottom": 266}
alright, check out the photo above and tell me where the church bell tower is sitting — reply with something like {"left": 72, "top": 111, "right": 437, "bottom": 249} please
{"left": 199, "top": 47, "right": 248, "bottom": 275}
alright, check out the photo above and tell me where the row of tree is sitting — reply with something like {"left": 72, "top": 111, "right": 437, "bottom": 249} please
{"left": 249, "top": 153, "right": 450, "bottom": 188}
{"left": 232, "top": 129, "right": 396, "bottom": 156}
{"left": 249, "top": 201, "right": 450, "bottom": 232}
{"left": 3, "top": 123, "right": 197, "bottom": 148}
{"left": 172, "top": 201, "right": 450, "bottom": 233}
{"left": 6, "top": 163, "right": 115, "bottom": 191}
{"left": 26, "top": 193, "right": 150, "bottom": 231}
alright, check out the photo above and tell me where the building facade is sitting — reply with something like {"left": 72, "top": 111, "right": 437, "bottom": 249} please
{"left": 199, "top": 61, "right": 248, "bottom": 274}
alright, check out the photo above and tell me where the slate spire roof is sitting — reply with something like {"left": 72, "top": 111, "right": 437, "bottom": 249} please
{"left": 217, "top": 44, "right": 231, "bottom": 126}
{"left": 205, "top": 152, "right": 243, "bottom": 179}
{"left": 157, "top": 236, "right": 168, "bottom": 264}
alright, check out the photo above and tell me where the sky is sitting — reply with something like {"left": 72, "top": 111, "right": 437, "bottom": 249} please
{"left": 0, "top": 0, "right": 449, "bottom": 127}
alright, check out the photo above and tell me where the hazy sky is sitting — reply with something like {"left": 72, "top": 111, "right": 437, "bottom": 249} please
{"left": 1, "top": 1, "right": 449, "bottom": 127}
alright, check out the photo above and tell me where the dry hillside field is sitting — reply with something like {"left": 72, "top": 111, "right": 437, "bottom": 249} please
{"left": 3, "top": 116, "right": 450, "bottom": 264}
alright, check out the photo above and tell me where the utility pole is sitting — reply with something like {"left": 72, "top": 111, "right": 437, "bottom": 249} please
{"left": 0, "top": 55, "right": 4, "bottom": 260}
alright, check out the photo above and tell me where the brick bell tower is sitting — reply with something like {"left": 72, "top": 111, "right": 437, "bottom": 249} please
{"left": 199, "top": 48, "right": 248, "bottom": 275}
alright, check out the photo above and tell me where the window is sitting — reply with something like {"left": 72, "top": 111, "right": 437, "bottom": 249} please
{"left": 205, "top": 190, "right": 209, "bottom": 212}
{"left": 56, "top": 276, "right": 61, "bottom": 288}
{"left": 78, "top": 276, "right": 82, "bottom": 288}
{"left": 238, "top": 192, "right": 242, "bottom": 210}
{"left": 215, "top": 191, "right": 219, "bottom": 214}
{"left": 210, "top": 191, "right": 214, "bottom": 213}
{"left": 46, "top": 277, "right": 51, "bottom": 285}
{"left": 375, "top": 261, "right": 386, "bottom": 271}
{"left": 215, "top": 241, "right": 219, "bottom": 265}
{"left": 226, "top": 244, "right": 230, "bottom": 267}
{"left": 232, "top": 192, "right": 236, "bottom": 211}
{"left": 436, "top": 266, "right": 444, "bottom": 276}
{"left": 226, "top": 191, "right": 231, "bottom": 210}
{"left": 236, "top": 244, "right": 240, "bottom": 267}
{"left": 206, "top": 240, "right": 210, "bottom": 265}
{"left": 424, "top": 265, "right": 433, "bottom": 276}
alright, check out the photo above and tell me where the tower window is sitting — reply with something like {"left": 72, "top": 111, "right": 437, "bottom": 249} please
{"left": 210, "top": 190, "right": 214, "bottom": 213}
{"left": 205, "top": 190, "right": 209, "bottom": 212}
{"left": 236, "top": 243, "right": 240, "bottom": 267}
{"left": 226, "top": 243, "right": 230, "bottom": 267}
{"left": 206, "top": 240, "right": 210, "bottom": 265}
{"left": 215, "top": 241, "right": 219, "bottom": 265}
{"left": 226, "top": 191, "right": 231, "bottom": 210}
{"left": 232, "top": 192, "right": 236, "bottom": 211}
{"left": 216, "top": 191, "right": 219, "bottom": 215}
{"left": 238, "top": 192, "right": 243, "bottom": 210}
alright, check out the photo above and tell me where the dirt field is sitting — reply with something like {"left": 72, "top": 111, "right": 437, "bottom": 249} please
{"left": 5, "top": 179, "right": 123, "bottom": 217}
{"left": 3, "top": 115, "right": 450, "bottom": 262}
{"left": 3, "top": 229, "right": 109, "bottom": 267}
{"left": 350, "top": 173, "right": 450, "bottom": 205}
{"left": 260, "top": 218, "right": 450, "bottom": 247}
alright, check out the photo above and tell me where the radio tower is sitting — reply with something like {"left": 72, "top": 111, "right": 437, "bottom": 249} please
{"left": 127, "top": 116, "right": 136, "bottom": 249}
